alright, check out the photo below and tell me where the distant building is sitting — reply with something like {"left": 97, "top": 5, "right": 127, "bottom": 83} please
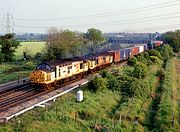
{"left": 104, "top": 32, "right": 161, "bottom": 45}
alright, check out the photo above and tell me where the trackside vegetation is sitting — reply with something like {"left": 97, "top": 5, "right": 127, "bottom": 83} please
{"left": 154, "top": 59, "right": 176, "bottom": 131}
{"left": 1, "top": 44, "right": 178, "bottom": 131}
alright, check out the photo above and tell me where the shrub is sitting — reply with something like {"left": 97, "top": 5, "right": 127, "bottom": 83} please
{"left": 127, "top": 57, "right": 138, "bottom": 66}
{"left": 156, "top": 68, "right": 165, "bottom": 79}
{"left": 148, "top": 50, "right": 162, "bottom": 60}
{"left": 23, "top": 61, "right": 35, "bottom": 70}
{"left": 133, "top": 62, "right": 148, "bottom": 79}
{"left": 143, "top": 52, "right": 149, "bottom": 58}
{"left": 88, "top": 77, "right": 107, "bottom": 92}
{"left": 101, "top": 71, "right": 120, "bottom": 91}
{"left": 149, "top": 56, "right": 161, "bottom": 64}
{"left": 156, "top": 45, "right": 174, "bottom": 60}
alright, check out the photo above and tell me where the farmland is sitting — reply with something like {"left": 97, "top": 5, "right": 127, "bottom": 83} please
{"left": 15, "top": 42, "right": 45, "bottom": 59}
{"left": 0, "top": 42, "right": 45, "bottom": 84}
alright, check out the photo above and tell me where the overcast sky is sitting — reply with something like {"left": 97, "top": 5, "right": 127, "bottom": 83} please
{"left": 0, "top": 0, "right": 180, "bottom": 33}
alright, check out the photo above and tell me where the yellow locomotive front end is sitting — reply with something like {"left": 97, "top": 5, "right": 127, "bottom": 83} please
{"left": 30, "top": 70, "right": 50, "bottom": 84}
{"left": 30, "top": 63, "right": 55, "bottom": 90}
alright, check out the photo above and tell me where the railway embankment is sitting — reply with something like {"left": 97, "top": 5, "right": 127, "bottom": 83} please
{"left": 175, "top": 53, "right": 180, "bottom": 130}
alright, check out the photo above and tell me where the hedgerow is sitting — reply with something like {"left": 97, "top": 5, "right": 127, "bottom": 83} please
{"left": 154, "top": 59, "right": 174, "bottom": 131}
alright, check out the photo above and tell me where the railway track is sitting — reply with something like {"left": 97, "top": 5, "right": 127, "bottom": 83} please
{"left": 0, "top": 83, "right": 31, "bottom": 99}
{"left": 0, "top": 61, "right": 127, "bottom": 118}
{"left": 0, "top": 77, "right": 82, "bottom": 111}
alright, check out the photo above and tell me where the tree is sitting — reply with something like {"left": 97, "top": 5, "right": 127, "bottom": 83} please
{"left": 45, "top": 28, "right": 84, "bottom": 61}
{"left": 156, "top": 45, "right": 173, "bottom": 60}
{"left": 101, "top": 70, "right": 120, "bottom": 91}
{"left": 148, "top": 50, "right": 162, "bottom": 60}
{"left": 133, "top": 62, "right": 148, "bottom": 79}
{"left": 0, "top": 33, "right": 20, "bottom": 62}
{"left": 162, "top": 30, "right": 180, "bottom": 52}
{"left": 85, "top": 28, "right": 105, "bottom": 53}
{"left": 127, "top": 57, "right": 138, "bottom": 66}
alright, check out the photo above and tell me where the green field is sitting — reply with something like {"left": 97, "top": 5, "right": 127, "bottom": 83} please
{"left": 15, "top": 42, "right": 45, "bottom": 59}
{"left": 0, "top": 42, "right": 45, "bottom": 84}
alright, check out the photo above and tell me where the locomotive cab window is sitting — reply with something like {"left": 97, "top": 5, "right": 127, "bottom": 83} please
{"left": 80, "top": 63, "right": 84, "bottom": 69}
{"left": 103, "top": 57, "right": 106, "bottom": 63}
{"left": 36, "top": 63, "right": 51, "bottom": 71}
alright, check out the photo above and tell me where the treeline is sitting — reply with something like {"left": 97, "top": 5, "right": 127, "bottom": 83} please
{"left": 87, "top": 45, "right": 174, "bottom": 131}
{"left": 0, "top": 28, "right": 105, "bottom": 63}
{"left": 37, "top": 27, "right": 105, "bottom": 61}
{"left": 161, "top": 30, "right": 180, "bottom": 53}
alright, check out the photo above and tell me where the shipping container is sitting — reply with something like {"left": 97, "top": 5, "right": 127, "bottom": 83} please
{"left": 139, "top": 45, "right": 144, "bottom": 53}
{"left": 153, "top": 41, "right": 163, "bottom": 47}
{"left": 127, "top": 48, "right": 132, "bottom": 58}
{"left": 144, "top": 44, "right": 148, "bottom": 51}
{"left": 108, "top": 50, "right": 120, "bottom": 63}
{"left": 131, "top": 46, "right": 139, "bottom": 56}
{"left": 120, "top": 49, "right": 128, "bottom": 60}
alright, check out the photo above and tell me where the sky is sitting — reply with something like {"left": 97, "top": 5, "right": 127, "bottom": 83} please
{"left": 0, "top": 0, "right": 180, "bottom": 33}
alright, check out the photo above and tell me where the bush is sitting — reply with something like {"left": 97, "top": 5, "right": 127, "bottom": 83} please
{"left": 156, "top": 68, "right": 165, "bottom": 79}
{"left": 88, "top": 77, "right": 107, "bottom": 92}
{"left": 148, "top": 50, "right": 162, "bottom": 60}
{"left": 155, "top": 59, "right": 174, "bottom": 131}
{"left": 127, "top": 57, "right": 138, "bottom": 66}
{"left": 156, "top": 45, "right": 174, "bottom": 60}
{"left": 143, "top": 52, "right": 149, "bottom": 58}
{"left": 149, "top": 56, "right": 161, "bottom": 64}
{"left": 133, "top": 62, "right": 148, "bottom": 79}
{"left": 23, "top": 61, "right": 35, "bottom": 70}
{"left": 118, "top": 75, "right": 135, "bottom": 97}
{"left": 101, "top": 71, "right": 120, "bottom": 91}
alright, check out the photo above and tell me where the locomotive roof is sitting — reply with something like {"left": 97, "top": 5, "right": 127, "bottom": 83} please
{"left": 43, "top": 58, "right": 85, "bottom": 67}
{"left": 82, "top": 52, "right": 110, "bottom": 59}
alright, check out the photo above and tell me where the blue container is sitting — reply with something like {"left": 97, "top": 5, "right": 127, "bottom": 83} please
{"left": 120, "top": 49, "right": 129, "bottom": 60}
{"left": 144, "top": 44, "right": 148, "bottom": 51}
{"left": 126, "top": 48, "right": 132, "bottom": 58}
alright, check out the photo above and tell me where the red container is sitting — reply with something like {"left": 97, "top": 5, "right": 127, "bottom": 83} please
{"left": 131, "top": 47, "right": 139, "bottom": 56}
{"left": 154, "top": 41, "right": 162, "bottom": 47}
{"left": 108, "top": 50, "right": 120, "bottom": 63}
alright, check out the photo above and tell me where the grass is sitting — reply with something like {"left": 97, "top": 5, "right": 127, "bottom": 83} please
{"left": 0, "top": 63, "right": 161, "bottom": 131}
{"left": 0, "top": 87, "right": 121, "bottom": 131}
{"left": 15, "top": 42, "right": 45, "bottom": 59}
{"left": 0, "top": 61, "right": 36, "bottom": 84}
{"left": 0, "top": 42, "right": 45, "bottom": 84}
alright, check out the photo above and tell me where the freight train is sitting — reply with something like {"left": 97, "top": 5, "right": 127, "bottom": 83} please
{"left": 30, "top": 42, "right": 162, "bottom": 91}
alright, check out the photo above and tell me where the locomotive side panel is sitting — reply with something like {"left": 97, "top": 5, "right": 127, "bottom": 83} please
{"left": 108, "top": 51, "right": 120, "bottom": 63}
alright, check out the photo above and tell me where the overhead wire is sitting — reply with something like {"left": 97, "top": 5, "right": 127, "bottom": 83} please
{"left": 10, "top": 0, "right": 180, "bottom": 33}
{"left": 14, "top": 12, "right": 180, "bottom": 28}
{"left": 125, "top": 24, "right": 180, "bottom": 32}
{"left": 14, "top": 0, "right": 179, "bottom": 21}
